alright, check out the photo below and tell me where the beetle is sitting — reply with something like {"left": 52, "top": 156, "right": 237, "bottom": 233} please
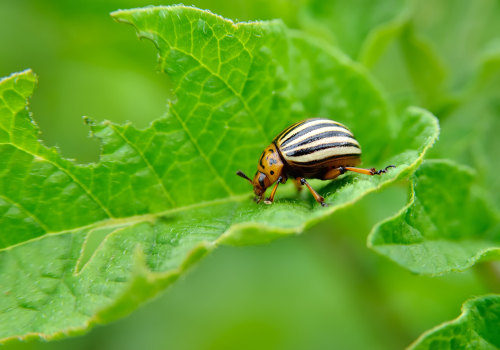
{"left": 236, "top": 118, "right": 395, "bottom": 206}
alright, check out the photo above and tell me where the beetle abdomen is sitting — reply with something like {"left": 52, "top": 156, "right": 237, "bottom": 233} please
{"left": 275, "top": 118, "right": 361, "bottom": 169}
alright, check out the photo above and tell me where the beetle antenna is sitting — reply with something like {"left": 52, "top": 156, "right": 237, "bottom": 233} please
{"left": 236, "top": 170, "right": 253, "bottom": 184}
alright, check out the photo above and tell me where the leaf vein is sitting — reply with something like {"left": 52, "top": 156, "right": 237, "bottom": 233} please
{"left": 154, "top": 31, "right": 269, "bottom": 140}
{"left": 0, "top": 143, "right": 113, "bottom": 218}
{"left": 109, "top": 124, "right": 176, "bottom": 206}
{"left": 0, "top": 194, "right": 49, "bottom": 233}
{"left": 169, "top": 107, "right": 234, "bottom": 195}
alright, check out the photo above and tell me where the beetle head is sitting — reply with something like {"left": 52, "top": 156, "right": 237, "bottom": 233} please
{"left": 251, "top": 171, "right": 270, "bottom": 200}
{"left": 236, "top": 144, "right": 284, "bottom": 202}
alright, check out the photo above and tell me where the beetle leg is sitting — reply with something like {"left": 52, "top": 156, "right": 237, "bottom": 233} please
{"left": 264, "top": 176, "right": 283, "bottom": 204}
{"left": 297, "top": 177, "right": 327, "bottom": 207}
{"left": 343, "top": 165, "right": 395, "bottom": 176}
{"left": 294, "top": 177, "right": 303, "bottom": 192}
{"left": 322, "top": 167, "right": 347, "bottom": 180}
{"left": 323, "top": 165, "right": 395, "bottom": 179}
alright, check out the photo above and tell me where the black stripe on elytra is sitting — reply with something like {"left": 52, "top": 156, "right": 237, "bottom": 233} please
{"left": 280, "top": 122, "right": 349, "bottom": 147}
{"left": 285, "top": 142, "right": 360, "bottom": 157}
{"left": 272, "top": 141, "right": 287, "bottom": 165}
{"left": 281, "top": 130, "right": 355, "bottom": 152}
{"left": 275, "top": 120, "right": 306, "bottom": 142}
{"left": 290, "top": 153, "right": 361, "bottom": 166}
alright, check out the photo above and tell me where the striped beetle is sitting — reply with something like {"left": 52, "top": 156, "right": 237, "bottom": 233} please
{"left": 237, "top": 118, "right": 394, "bottom": 206}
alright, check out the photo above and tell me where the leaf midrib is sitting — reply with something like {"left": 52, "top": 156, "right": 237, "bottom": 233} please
{"left": 0, "top": 193, "right": 249, "bottom": 253}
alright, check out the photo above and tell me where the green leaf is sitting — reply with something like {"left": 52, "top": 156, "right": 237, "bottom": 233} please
{"left": 409, "top": 295, "right": 500, "bottom": 350}
{"left": 295, "top": 0, "right": 453, "bottom": 115}
{"left": 358, "top": 0, "right": 500, "bottom": 117}
{"left": 298, "top": 0, "right": 406, "bottom": 59}
{"left": 369, "top": 160, "right": 500, "bottom": 275}
{"left": 430, "top": 52, "right": 500, "bottom": 207}
{"left": 407, "top": 0, "right": 500, "bottom": 92}
{"left": 0, "top": 5, "right": 438, "bottom": 342}
{"left": 361, "top": 19, "right": 451, "bottom": 114}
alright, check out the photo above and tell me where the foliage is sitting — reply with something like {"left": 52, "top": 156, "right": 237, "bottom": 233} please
{"left": 0, "top": 6, "right": 436, "bottom": 341}
{"left": 409, "top": 295, "right": 500, "bottom": 350}
{"left": 0, "top": 1, "right": 499, "bottom": 349}
{"left": 370, "top": 160, "right": 500, "bottom": 275}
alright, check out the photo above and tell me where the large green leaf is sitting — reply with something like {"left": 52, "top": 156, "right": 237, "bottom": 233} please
{"left": 295, "top": 0, "right": 453, "bottom": 114}
{"left": 409, "top": 295, "right": 500, "bottom": 350}
{"left": 430, "top": 52, "right": 500, "bottom": 207}
{"left": 369, "top": 160, "right": 500, "bottom": 275}
{"left": 0, "top": 6, "right": 438, "bottom": 342}
{"left": 407, "top": 0, "right": 500, "bottom": 92}
{"left": 298, "top": 0, "right": 406, "bottom": 59}
{"left": 361, "top": 18, "right": 451, "bottom": 115}
{"left": 360, "top": 0, "right": 500, "bottom": 117}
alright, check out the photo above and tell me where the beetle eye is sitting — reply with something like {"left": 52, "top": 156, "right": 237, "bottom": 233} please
{"left": 270, "top": 171, "right": 275, "bottom": 175}
{"left": 258, "top": 173, "right": 266, "bottom": 188}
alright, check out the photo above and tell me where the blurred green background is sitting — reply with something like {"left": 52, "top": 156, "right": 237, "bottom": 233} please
{"left": 1, "top": 0, "right": 498, "bottom": 349}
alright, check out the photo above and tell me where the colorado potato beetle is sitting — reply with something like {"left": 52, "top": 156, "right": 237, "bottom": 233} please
{"left": 236, "top": 118, "right": 394, "bottom": 206}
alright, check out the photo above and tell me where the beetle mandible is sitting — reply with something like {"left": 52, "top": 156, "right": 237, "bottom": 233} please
{"left": 236, "top": 118, "right": 395, "bottom": 206}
